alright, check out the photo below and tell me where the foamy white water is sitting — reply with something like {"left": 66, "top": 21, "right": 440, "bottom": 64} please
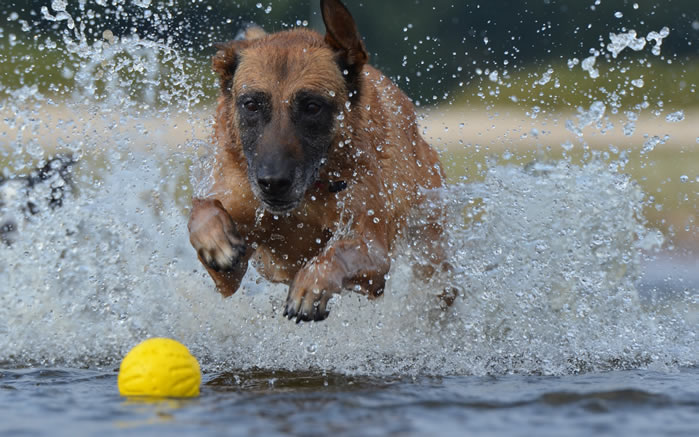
{"left": 0, "top": 1, "right": 696, "bottom": 376}
{"left": 1, "top": 147, "right": 695, "bottom": 375}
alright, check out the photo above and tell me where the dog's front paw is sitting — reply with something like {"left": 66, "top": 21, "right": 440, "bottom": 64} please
{"left": 284, "top": 266, "right": 340, "bottom": 323}
{"left": 188, "top": 199, "right": 246, "bottom": 272}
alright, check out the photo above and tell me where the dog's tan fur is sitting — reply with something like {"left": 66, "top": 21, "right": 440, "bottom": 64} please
{"left": 189, "top": 0, "right": 445, "bottom": 322}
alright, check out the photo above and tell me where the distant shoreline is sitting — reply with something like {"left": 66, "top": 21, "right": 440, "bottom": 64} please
{"left": 2, "top": 103, "right": 695, "bottom": 154}
{"left": 420, "top": 106, "right": 697, "bottom": 151}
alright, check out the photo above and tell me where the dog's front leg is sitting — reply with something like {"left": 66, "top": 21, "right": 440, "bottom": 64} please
{"left": 284, "top": 232, "right": 390, "bottom": 322}
{"left": 189, "top": 198, "right": 250, "bottom": 297}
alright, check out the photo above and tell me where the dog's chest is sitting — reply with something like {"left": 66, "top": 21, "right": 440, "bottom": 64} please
{"left": 245, "top": 195, "right": 340, "bottom": 271}
{"left": 250, "top": 218, "right": 335, "bottom": 283}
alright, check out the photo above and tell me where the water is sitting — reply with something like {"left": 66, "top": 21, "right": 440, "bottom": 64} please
{"left": 1, "top": 368, "right": 698, "bottom": 436}
{"left": 1, "top": 1, "right": 697, "bottom": 435}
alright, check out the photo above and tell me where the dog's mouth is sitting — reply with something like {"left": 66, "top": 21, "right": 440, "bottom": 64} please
{"left": 260, "top": 197, "right": 299, "bottom": 215}
{"left": 249, "top": 162, "right": 323, "bottom": 215}
{"left": 253, "top": 169, "right": 319, "bottom": 215}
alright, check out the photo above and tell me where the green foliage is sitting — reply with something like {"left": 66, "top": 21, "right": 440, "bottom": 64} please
{"left": 1, "top": 0, "right": 696, "bottom": 100}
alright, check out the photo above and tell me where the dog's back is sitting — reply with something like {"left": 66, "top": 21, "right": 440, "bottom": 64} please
{"left": 337, "top": 64, "right": 444, "bottom": 243}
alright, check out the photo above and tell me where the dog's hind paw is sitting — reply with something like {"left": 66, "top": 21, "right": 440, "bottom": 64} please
{"left": 189, "top": 199, "right": 246, "bottom": 272}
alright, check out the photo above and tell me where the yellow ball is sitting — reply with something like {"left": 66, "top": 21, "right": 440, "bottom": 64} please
{"left": 118, "top": 338, "right": 201, "bottom": 398}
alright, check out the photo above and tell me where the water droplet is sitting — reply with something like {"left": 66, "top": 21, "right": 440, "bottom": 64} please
{"left": 581, "top": 55, "right": 599, "bottom": 79}
{"left": 51, "top": 0, "right": 67, "bottom": 12}
{"left": 665, "top": 111, "right": 684, "bottom": 122}
{"left": 647, "top": 27, "right": 670, "bottom": 56}
{"left": 102, "top": 29, "right": 114, "bottom": 43}
{"left": 607, "top": 30, "right": 646, "bottom": 58}
{"left": 536, "top": 68, "right": 554, "bottom": 85}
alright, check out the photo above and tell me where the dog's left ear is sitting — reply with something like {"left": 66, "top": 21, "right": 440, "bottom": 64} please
{"left": 321, "top": 0, "right": 368, "bottom": 72}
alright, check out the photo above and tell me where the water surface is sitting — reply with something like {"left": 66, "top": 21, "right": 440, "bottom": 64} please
{"left": 2, "top": 367, "right": 698, "bottom": 436}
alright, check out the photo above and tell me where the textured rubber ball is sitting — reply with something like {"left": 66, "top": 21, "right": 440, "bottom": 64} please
{"left": 118, "top": 338, "right": 201, "bottom": 398}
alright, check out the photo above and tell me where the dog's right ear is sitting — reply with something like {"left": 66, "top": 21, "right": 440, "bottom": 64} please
{"left": 212, "top": 40, "right": 246, "bottom": 94}
{"left": 213, "top": 24, "right": 267, "bottom": 94}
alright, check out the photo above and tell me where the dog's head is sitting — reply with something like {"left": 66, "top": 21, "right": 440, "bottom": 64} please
{"left": 212, "top": 0, "right": 368, "bottom": 214}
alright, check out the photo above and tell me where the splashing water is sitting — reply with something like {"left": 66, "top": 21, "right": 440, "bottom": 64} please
{"left": 1, "top": 152, "right": 694, "bottom": 375}
{"left": 607, "top": 30, "right": 646, "bottom": 59}
{"left": 0, "top": 2, "right": 696, "bottom": 376}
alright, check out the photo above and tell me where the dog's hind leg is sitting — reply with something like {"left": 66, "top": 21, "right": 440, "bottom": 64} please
{"left": 408, "top": 208, "right": 458, "bottom": 308}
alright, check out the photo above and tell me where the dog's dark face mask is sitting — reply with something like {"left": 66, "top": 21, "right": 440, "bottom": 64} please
{"left": 235, "top": 86, "right": 339, "bottom": 214}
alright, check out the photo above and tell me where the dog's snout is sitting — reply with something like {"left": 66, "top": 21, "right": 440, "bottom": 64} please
{"left": 257, "top": 165, "right": 293, "bottom": 196}
{"left": 258, "top": 174, "right": 292, "bottom": 195}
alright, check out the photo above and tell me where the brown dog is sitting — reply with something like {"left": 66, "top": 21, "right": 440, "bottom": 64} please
{"left": 188, "top": 0, "right": 445, "bottom": 322}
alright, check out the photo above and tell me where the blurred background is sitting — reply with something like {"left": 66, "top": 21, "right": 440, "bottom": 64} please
{"left": 1, "top": 0, "right": 697, "bottom": 253}
{"left": 2, "top": 1, "right": 697, "bottom": 102}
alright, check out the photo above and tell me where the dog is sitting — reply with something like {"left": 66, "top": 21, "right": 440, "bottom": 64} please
{"left": 188, "top": 0, "right": 446, "bottom": 322}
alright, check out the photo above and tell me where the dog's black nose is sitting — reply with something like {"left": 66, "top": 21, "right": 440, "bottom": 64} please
{"left": 257, "top": 174, "right": 292, "bottom": 196}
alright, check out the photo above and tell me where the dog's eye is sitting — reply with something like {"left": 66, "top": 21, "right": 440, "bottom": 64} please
{"left": 243, "top": 100, "right": 259, "bottom": 112}
{"left": 304, "top": 102, "right": 322, "bottom": 115}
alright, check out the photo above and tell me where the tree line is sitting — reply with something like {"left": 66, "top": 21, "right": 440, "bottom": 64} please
{"left": 2, "top": 0, "right": 696, "bottom": 100}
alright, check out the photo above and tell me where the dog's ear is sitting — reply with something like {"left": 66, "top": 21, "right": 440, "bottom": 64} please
{"left": 213, "top": 24, "right": 267, "bottom": 94}
{"left": 321, "top": 0, "right": 368, "bottom": 71}
{"left": 234, "top": 23, "right": 267, "bottom": 42}
{"left": 240, "top": 25, "right": 267, "bottom": 41}
{"left": 212, "top": 40, "right": 250, "bottom": 94}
